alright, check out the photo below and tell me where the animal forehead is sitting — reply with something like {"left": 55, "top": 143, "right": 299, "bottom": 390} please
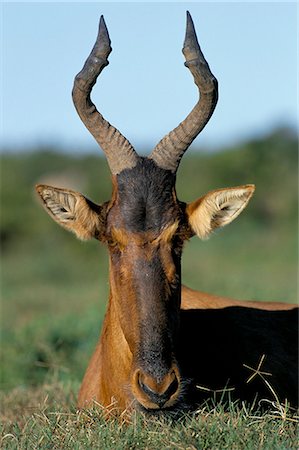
{"left": 114, "top": 158, "right": 178, "bottom": 232}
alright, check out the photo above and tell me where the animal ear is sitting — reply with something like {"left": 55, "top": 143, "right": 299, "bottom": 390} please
{"left": 186, "top": 184, "right": 255, "bottom": 239}
{"left": 35, "top": 184, "right": 106, "bottom": 240}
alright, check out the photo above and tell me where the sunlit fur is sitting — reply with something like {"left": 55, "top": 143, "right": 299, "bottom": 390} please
{"left": 187, "top": 185, "right": 255, "bottom": 239}
{"left": 36, "top": 184, "right": 106, "bottom": 241}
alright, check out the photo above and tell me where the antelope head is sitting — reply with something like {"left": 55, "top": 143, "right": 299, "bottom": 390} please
{"left": 36, "top": 13, "right": 254, "bottom": 411}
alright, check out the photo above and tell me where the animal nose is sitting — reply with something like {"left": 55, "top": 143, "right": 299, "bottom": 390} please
{"left": 132, "top": 368, "right": 180, "bottom": 409}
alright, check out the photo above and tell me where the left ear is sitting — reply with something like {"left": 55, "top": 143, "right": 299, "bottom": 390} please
{"left": 186, "top": 184, "right": 255, "bottom": 239}
{"left": 36, "top": 184, "right": 106, "bottom": 240}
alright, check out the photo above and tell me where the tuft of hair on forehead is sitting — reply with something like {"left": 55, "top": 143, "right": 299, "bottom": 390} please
{"left": 115, "top": 158, "right": 178, "bottom": 233}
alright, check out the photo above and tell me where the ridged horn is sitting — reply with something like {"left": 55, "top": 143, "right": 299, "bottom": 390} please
{"left": 149, "top": 11, "right": 218, "bottom": 173}
{"left": 72, "top": 16, "right": 139, "bottom": 175}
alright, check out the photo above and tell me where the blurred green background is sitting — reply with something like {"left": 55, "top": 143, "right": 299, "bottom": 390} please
{"left": 1, "top": 127, "right": 298, "bottom": 392}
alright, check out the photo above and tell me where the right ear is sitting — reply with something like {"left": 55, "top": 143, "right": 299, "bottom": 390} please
{"left": 35, "top": 184, "right": 106, "bottom": 241}
{"left": 186, "top": 185, "right": 255, "bottom": 240}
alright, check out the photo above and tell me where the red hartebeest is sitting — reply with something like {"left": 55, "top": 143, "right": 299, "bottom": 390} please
{"left": 36, "top": 13, "right": 298, "bottom": 413}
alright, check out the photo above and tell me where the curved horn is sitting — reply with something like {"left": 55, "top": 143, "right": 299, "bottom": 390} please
{"left": 149, "top": 11, "right": 218, "bottom": 173}
{"left": 72, "top": 16, "right": 139, "bottom": 175}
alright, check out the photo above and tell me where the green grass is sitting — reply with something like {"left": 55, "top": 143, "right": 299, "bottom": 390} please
{"left": 1, "top": 129, "right": 298, "bottom": 447}
{"left": 1, "top": 382, "right": 298, "bottom": 449}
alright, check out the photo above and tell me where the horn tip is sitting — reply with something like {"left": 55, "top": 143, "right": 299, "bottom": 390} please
{"left": 98, "top": 15, "right": 110, "bottom": 40}
{"left": 94, "top": 14, "right": 111, "bottom": 56}
{"left": 99, "top": 15, "right": 106, "bottom": 26}
{"left": 183, "top": 10, "right": 200, "bottom": 59}
{"left": 185, "top": 10, "right": 196, "bottom": 37}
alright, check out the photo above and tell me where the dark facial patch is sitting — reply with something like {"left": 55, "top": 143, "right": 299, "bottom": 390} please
{"left": 115, "top": 158, "right": 178, "bottom": 233}
{"left": 132, "top": 251, "right": 180, "bottom": 379}
{"left": 106, "top": 157, "right": 186, "bottom": 388}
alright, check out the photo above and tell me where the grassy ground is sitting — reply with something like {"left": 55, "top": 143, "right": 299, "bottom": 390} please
{"left": 1, "top": 129, "right": 298, "bottom": 447}
{"left": 1, "top": 382, "right": 298, "bottom": 449}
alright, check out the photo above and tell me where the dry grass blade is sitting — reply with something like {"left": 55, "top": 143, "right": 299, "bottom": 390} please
{"left": 243, "top": 354, "right": 298, "bottom": 422}
{"left": 243, "top": 354, "right": 272, "bottom": 384}
{"left": 196, "top": 385, "right": 235, "bottom": 393}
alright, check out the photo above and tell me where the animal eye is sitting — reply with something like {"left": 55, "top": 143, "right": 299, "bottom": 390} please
{"left": 108, "top": 239, "right": 118, "bottom": 248}
{"left": 107, "top": 236, "right": 126, "bottom": 252}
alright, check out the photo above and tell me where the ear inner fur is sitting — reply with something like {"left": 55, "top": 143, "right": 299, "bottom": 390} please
{"left": 36, "top": 184, "right": 106, "bottom": 240}
{"left": 187, "top": 185, "right": 255, "bottom": 239}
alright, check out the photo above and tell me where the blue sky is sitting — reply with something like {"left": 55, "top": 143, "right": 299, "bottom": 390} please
{"left": 2, "top": 2, "right": 297, "bottom": 153}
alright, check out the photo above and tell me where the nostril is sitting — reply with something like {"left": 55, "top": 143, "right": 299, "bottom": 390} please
{"left": 164, "top": 376, "right": 179, "bottom": 399}
{"left": 138, "top": 377, "right": 156, "bottom": 397}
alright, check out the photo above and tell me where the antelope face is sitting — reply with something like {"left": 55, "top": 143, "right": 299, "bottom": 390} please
{"left": 106, "top": 159, "right": 186, "bottom": 409}
{"left": 36, "top": 12, "right": 255, "bottom": 411}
